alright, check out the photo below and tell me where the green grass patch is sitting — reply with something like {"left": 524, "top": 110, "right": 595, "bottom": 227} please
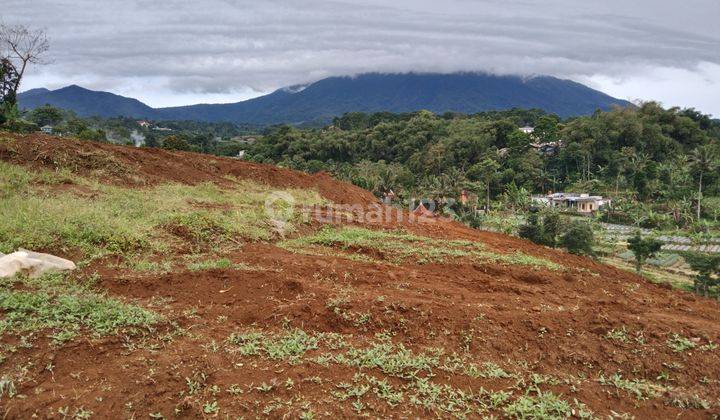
{"left": 0, "top": 162, "right": 325, "bottom": 258}
{"left": 186, "top": 258, "right": 255, "bottom": 272}
{"left": 666, "top": 334, "right": 697, "bottom": 353}
{"left": 224, "top": 328, "right": 594, "bottom": 417}
{"left": 0, "top": 272, "right": 160, "bottom": 344}
{"left": 126, "top": 259, "right": 173, "bottom": 273}
{"left": 227, "top": 329, "right": 319, "bottom": 363}
{"left": 281, "top": 226, "right": 561, "bottom": 270}
{"left": 504, "top": 391, "right": 591, "bottom": 419}
{"left": 598, "top": 373, "right": 664, "bottom": 400}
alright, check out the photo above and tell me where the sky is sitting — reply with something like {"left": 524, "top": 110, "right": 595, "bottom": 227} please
{"left": 4, "top": 0, "right": 720, "bottom": 116}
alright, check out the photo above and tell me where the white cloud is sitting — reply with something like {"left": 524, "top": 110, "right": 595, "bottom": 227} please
{"left": 6, "top": 0, "right": 720, "bottom": 114}
{"left": 583, "top": 62, "right": 720, "bottom": 117}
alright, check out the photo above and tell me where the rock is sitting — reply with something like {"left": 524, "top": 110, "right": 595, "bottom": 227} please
{"left": 269, "top": 219, "right": 287, "bottom": 238}
{"left": 0, "top": 249, "right": 76, "bottom": 278}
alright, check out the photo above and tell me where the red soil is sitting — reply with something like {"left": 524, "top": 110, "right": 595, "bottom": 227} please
{"left": 0, "top": 132, "right": 378, "bottom": 206}
{"left": 1, "top": 132, "right": 719, "bottom": 418}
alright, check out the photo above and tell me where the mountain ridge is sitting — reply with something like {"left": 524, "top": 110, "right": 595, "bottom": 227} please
{"left": 19, "top": 72, "right": 631, "bottom": 123}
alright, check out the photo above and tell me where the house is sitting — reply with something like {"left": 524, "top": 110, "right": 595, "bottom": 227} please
{"left": 519, "top": 126, "right": 534, "bottom": 134}
{"left": 532, "top": 192, "right": 611, "bottom": 214}
{"left": 137, "top": 120, "right": 151, "bottom": 128}
{"left": 40, "top": 125, "right": 53, "bottom": 135}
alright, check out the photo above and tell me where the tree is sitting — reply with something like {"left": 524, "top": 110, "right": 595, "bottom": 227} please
{"left": 518, "top": 210, "right": 544, "bottom": 245}
{"left": 0, "top": 24, "right": 50, "bottom": 99}
{"left": 0, "top": 58, "right": 19, "bottom": 125}
{"left": 682, "top": 252, "right": 720, "bottom": 297}
{"left": 560, "top": 220, "right": 595, "bottom": 256}
{"left": 519, "top": 209, "right": 564, "bottom": 248}
{"left": 28, "top": 104, "right": 63, "bottom": 126}
{"left": 542, "top": 211, "right": 562, "bottom": 248}
{"left": 162, "top": 135, "right": 192, "bottom": 151}
{"left": 144, "top": 132, "right": 160, "bottom": 148}
{"left": 689, "top": 145, "right": 717, "bottom": 220}
{"left": 627, "top": 231, "right": 662, "bottom": 273}
{"left": 467, "top": 158, "right": 500, "bottom": 212}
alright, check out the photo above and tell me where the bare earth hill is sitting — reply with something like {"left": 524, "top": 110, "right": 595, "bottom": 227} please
{"left": 0, "top": 132, "right": 718, "bottom": 418}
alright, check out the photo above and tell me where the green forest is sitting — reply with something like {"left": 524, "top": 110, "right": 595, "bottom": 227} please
{"left": 246, "top": 103, "right": 720, "bottom": 231}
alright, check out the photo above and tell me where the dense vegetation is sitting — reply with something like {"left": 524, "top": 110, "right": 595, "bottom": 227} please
{"left": 246, "top": 104, "right": 720, "bottom": 230}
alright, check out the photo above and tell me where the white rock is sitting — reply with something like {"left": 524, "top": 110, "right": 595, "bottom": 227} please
{"left": 0, "top": 249, "right": 76, "bottom": 278}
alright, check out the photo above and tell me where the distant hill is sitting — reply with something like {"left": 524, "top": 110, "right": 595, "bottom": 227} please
{"left": 19, "top": 73, "right": 631, "bottom": 123}
{"left": 19, "top": 85, "right": 157, "bottom": 119}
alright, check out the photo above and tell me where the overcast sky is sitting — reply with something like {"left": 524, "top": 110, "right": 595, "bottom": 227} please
{"left": 4, "top": 0, "right": 720, "bottom": 115}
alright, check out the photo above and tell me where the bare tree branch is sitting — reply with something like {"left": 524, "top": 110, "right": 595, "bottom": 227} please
{"left": 0, "top": 23, "right": 50, "bottom": 96}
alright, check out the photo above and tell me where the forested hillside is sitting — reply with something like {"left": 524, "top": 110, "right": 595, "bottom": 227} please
{"left": 247, "top": 103, "right": 720, "bottom": 229}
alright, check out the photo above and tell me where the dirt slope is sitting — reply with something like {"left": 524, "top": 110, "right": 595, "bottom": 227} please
{"left": 1, "top": 132, "right": 719, "bottom": 419}
{"left": 0, "top": 132, "right": 377, "bottom": 206}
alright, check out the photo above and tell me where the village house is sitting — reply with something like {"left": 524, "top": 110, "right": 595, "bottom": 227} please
{"left": 519, "top": 126, "right": 534, "bottom": 134}
{"left": 532, "top": 192, "right": 611, "bottom": 214}
{"left": 40, "top": 125, "right": 53, "bottom": 135}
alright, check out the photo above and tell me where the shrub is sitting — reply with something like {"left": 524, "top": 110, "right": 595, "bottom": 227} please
{"left": 518, "top": 209, "right": 562, "bottom": 248}
{"left": 162, "top": 135, "right": 192, "bottom": 151}
{"left": 560, "top": 220, "right": 595, "bottom": 256}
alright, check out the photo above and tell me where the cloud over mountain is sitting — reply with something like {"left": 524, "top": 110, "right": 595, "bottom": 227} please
{"left": 5, "top": 0, "right": 720, "bottom": 114}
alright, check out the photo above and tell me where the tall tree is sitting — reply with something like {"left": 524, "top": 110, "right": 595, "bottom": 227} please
{"left": 467, "top": 158, "right": 500, "bottom": 212}
{"left": 682, "top": 252, "right": 720, "bottom": 297}
{"left": 0, "top": 57, "right": 19, "bottom": 124}
{"left": 689, "top": 145, "right": 717, "bottom": 220}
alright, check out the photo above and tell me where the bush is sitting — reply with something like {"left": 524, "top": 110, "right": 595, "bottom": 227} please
{"left": 2, "top": 118, "right": 38, "bottom": 134}
{"left": 560, "top": 220, "right": 595, "bottom": 256}
{"left": 518, "top": 209, "right": 561, "bottom": 247}
{"left": 518, "top": 211, "right": 544, "bottom": 244}
{"left": 162, "top": 135, "right": 192, "bottom": 151}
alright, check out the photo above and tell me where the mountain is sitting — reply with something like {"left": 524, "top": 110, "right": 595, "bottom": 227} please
{"left": 19, "top": 73, "right": 631, "bottom": 123}
{"left": 18, "top": 85, "right": 156, "bottom": 119}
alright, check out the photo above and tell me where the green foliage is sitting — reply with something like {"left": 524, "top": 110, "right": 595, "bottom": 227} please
{"left": 598, "top": 373, "right": 664, "bottom": 400}
{"left": 560, "top": 220, "right": 595, "bottom": 256}
{"left": 503, "top": 391, "right": 576, "bottom": 419}
{"left": 666, "top": 334, "right": 697, "bottom": 353}
{"left": 27, "top": 104, "right": 64, "bottom": 126}
{"left": 627, "top": 231, "right": 663, "bottom": 273}
{"left": 518, "top": 210, "right": 567, "bottom": 249}
{"left": 0, "top": 272, "right": 160, "bottom": 342}
{"left": 162, "top": 135, "right": 192, "bottom": 151}
{"left": 281, "top": 226, "right": 562, "bottom": 270}
{"left": 0, "top": 58, "right": 19, "bottom": 127}
{"left": 681, "top": 252, "right": 720, "bottom": 297}
{"left": 244, "top": 104, "right": 720, "bottom": 228}
{"left": 0, "top": 162, "right": 324, "bottom": 257}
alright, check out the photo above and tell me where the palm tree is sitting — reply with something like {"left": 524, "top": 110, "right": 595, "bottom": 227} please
{"left": 690, "top": 146, "right": 717, "bottom": 220}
